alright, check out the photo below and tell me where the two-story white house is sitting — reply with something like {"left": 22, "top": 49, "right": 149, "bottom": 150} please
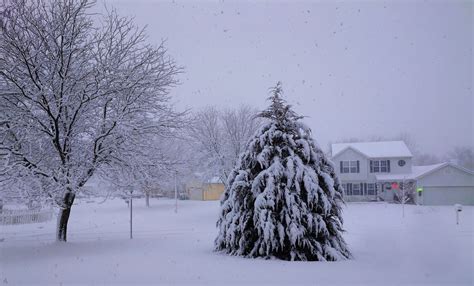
{"left": 331, "top": 141, "right": 474, "bottom": 205}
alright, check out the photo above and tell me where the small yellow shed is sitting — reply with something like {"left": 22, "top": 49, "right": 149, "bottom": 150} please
{"left": 186, "top": 177, "right": 225, "bottom": 201}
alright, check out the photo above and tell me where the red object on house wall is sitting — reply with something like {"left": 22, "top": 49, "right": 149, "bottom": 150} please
{"left": 391, "top": 182, "right": 399, "bottom": 189}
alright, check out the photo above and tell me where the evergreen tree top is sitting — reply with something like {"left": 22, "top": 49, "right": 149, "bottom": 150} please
{"left": 258, "top": 82, "right": 304, "bottom": 124}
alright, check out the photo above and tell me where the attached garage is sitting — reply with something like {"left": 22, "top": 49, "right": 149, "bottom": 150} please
{"left": 414, "top": 163, "right": 474, "bottom": 206}
{"left": 421, "top": 186, "right": 474, "bottom": 205}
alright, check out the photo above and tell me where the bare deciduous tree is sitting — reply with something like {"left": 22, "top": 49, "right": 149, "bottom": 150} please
{"left": 393, "top": 181, "right": 415, "bottom": 204}
{"left": 0, "top": 0, "right": 183, "bottom": 241}
{"left": 187, "top": 105, "right": 263, "bottom": 183}
{"left": 444, "top": 146, "right": 474, "bottom": 170}
{"left": 221, "top": 105, "right": 263, "bottom": 163}
{"left": 413, "top": 153, "right": 441, "bottom": 166}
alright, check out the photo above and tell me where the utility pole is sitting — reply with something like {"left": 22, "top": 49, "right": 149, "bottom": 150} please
{"left": 174, "top": 171, "right": 178, "bottom": 214}
{"left": 130, "top": 188, "right": 133, "bottom": 239}
{"left": 402, "top": 177, "right": 405, "bottom": 218}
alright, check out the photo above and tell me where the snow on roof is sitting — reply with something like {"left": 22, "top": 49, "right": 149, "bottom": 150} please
{"left": 331, "top": 141, "right": 412, "bottom": 158}
{"left": 411, "top": 163, "right": 448, "bottom": 178}
{"left": 375, "top": 162, "right": 448, "bottom": 181}
{"left": 207, "top": 176, "right": 223, "bottom": 184}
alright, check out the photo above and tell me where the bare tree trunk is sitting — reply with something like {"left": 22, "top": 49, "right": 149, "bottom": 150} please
{"left": 56, "top": 192, "right": 76, "bottom": 242}
{"left": 145, "top": 191, "right": 150, "bottom": 207}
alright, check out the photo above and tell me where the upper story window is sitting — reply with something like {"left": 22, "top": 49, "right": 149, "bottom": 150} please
{"left": 398, "top": 159, "right": 406, "bottom": 167}
{"left": 340, "top": 160, "right": 359, "bottom": 173}
{"left": 370, "top": 160, "right": 390, "bottom": 173}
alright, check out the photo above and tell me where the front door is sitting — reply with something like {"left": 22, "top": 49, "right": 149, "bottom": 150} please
{"left": 378, "top": 182, "right": 391, "bottom": 201}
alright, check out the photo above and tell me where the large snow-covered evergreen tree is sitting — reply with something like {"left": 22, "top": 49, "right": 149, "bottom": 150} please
{"left": 215, "top": 83, "right": 351, "bottom": 261}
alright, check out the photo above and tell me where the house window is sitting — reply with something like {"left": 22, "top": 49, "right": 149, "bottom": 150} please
{"left": 342, "top": 161, "right": 350, "bottom": 173}
{"left": 344, "top": 183, "right": 352, "bottom": 196}
{"left": 367, "top": 183, "right": 376, "bottom": 195}
{"left": 352, "top": 183, "right": 361, "bottom": 195}
{"left": 340, "top": 161, "right": 359, "bottom": 173}
{"left": 370, "top": 160, "right": 390, "bottom": 173}
{"left": 350, "top": 161, "right": 358, "bottom": 173}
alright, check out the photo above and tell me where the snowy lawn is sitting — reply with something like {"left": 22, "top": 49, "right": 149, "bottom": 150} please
{"left": 1, "top": 199, "right": 472, "bottom": 285}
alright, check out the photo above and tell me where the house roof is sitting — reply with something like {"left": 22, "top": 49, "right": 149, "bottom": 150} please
{"left": 207, "top": 176, "right": 223, "bottom": 184}
{"left": 411, "top": 163, "right": 448, "bottom": 179}
{"left": 375, "top": 162, "right": 473, "bottom": 181}
{"left": 331, "top": 141, "right": 412, "bottom": 158}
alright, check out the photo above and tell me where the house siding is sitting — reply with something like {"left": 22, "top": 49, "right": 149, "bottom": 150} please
{"left": 416, "top": 165, "right": 474, "bottom": 187}
{"left": 387, "top": 157, "right": 412, "bottom": 175}
{"left": 333, "top": 150, "right": 412, "bottom": 184}
{"left": 202, "top": 183, "right": 225, "bottom": 201}
{"left": 366, "top": 157, "right": 412, "bottom": 180}
{"left": 333, "top": 147, "right": 414, "bottom": 202}
{"left": 186, "top": 180, "right": 225, "bottom": 201}
{"left": 333, "top": 148, "right": 369, "bottom": 181}
{"left": 420, "top": 187, "right": 474, "bottom": 205}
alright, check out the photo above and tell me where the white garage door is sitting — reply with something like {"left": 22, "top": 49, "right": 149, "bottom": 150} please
{"left": 422, "top": 186, "right": 474, "bottom": 205}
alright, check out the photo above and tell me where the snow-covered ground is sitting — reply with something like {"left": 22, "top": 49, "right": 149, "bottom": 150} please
{"left": 1, "top": 199, "right": 472, "bottom": 285}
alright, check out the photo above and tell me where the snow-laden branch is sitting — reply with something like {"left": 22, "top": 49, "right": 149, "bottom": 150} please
{"left": 0, "top": 0, "right": 185, "bottom": 241}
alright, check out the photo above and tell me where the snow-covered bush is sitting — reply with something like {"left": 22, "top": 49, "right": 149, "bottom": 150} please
{"left": 215, "top": 83, "right": 351, "bottom": 261}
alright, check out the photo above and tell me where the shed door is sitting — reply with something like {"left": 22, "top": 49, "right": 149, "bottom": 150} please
{"left": 422, "top": 186, "right": 474, "bottom": 206}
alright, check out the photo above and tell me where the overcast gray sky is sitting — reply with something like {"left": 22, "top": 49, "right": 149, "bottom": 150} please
{"left": 102, "top": 0, "right": 472, "bottom": 154}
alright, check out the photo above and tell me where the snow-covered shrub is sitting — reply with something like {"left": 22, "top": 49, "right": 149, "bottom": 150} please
{"left": 215, "top": 83, "right": 351, "bottom": 261}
